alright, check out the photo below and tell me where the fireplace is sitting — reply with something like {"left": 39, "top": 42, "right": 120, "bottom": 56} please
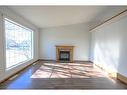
{"left": 59, "top": 50, "right": 70, "bottom": 61}
{"left": 56, "top": 45, "right": 74, "bottom": 62}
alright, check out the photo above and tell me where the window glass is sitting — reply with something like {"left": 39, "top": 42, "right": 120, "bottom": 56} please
{"left": 5, "top": 18, "right": 33, "bottom": 68}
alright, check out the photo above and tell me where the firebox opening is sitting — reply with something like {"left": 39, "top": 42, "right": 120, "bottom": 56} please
{"left": 59, "top": 51, "right": 70, "bottom": 61}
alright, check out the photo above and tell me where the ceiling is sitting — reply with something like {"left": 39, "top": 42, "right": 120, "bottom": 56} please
{"left": 8, "top": 6, "right": 127, "bottom": 29}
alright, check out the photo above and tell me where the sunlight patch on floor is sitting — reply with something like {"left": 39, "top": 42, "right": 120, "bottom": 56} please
{"left": 31, "top": 63, "right": 106, "bottom": 78}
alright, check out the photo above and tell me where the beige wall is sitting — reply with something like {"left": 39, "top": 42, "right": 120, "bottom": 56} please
{"left": 39, "top": 23, "right": 91, "bottom": 61}
{"left": 90, "top": 11, "right": 127, "bottom": 77}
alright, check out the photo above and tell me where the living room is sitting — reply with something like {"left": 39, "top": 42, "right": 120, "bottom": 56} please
{"left": 0, "top": 5, "right": 127, "bottom": 90}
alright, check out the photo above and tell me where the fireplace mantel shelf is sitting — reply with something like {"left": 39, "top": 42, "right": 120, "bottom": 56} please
{"left": 56, "top": 45, "right": 74, "bottom": 47}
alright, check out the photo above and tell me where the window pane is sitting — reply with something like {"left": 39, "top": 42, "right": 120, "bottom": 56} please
{"left": 5, "top": 18, "right": 33, "bottom": 68}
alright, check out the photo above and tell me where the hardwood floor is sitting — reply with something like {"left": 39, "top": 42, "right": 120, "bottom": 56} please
{"left": 0, "top": 60, "right": 127, "bottom": 89}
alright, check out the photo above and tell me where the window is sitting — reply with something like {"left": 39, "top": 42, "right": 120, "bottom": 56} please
{"left": 5, "top": 18, "right": 33, "bottom": 69}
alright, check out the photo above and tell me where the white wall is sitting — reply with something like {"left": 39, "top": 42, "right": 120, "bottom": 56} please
{"left": 90, "top": 11, "right": 127, "bottom": 77}
{"left": 39, "top": 23, "right": 91, "bottom": 61}
{"left": 0, "top": 7, "right": 39, "bottom": 82}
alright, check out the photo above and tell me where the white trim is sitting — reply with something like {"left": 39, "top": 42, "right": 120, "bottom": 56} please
{"left": 0, "top": 7, "right": 38, "bottom": 31}
{"left": 4, "top": 17, "right": 33, "bottom": 32}
{"left": 2, "top": 14, "right": 6, "bottom": 73}
{"left": 4, "top": 18, "right": 34, "bottom": 69}
{"left": 6, "top": 59, "right": 33, "bottom": 71}
{"left": 0, "top": 12, "right": 4, "bottom": 74}
{"left": 90, "top": 10, "right": 127, "bottom": 32}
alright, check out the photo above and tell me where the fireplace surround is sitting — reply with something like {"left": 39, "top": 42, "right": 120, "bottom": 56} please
{"left": 56, "top": 45, "right": 74, "bottom": 62}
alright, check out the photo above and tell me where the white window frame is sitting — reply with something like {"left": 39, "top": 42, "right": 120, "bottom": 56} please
{"left": 4, "top": 17, "right": 34, "bottom": 70}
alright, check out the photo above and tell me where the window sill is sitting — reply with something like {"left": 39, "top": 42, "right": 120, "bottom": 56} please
{"left": 6, "top": 58, "right": 33, "bottom": 71}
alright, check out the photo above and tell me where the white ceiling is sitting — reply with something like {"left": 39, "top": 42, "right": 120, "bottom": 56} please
{"left": 9, "top": 6, "right": 127, "bottom": 29}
